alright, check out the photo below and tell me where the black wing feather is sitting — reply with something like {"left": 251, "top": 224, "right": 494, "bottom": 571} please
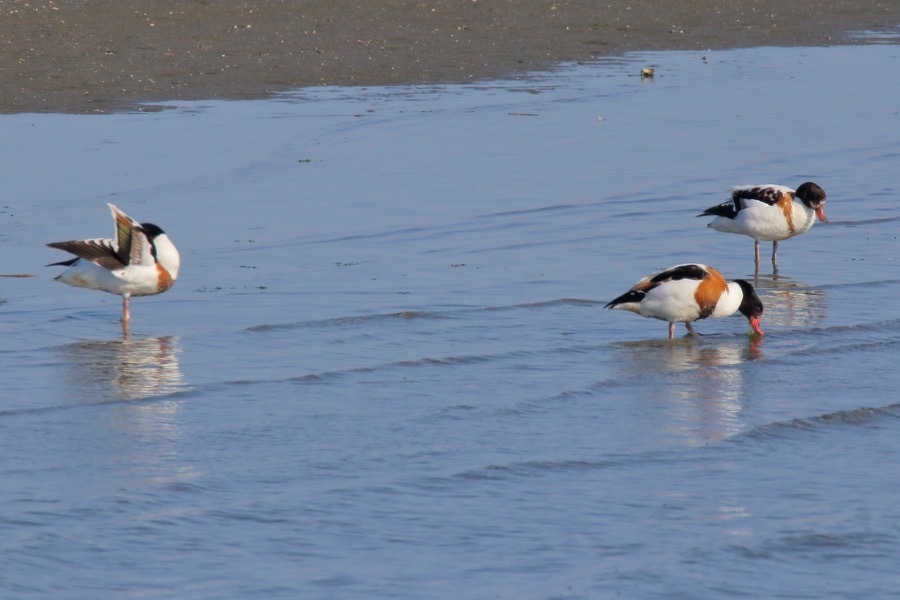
{"left": 605, "top": 290, "right": 645, "bottom": 309}
{"left": 649, "top": 264, "right": 708, "bottom": 283}
{"left": 699, "top": 186, "right": 786, "bottom": 218}
{"left": 698, "top": 200, "right": 739, "bottom": 219}
{"left": 732, "top": 186, "right": 784, "bottom": 207}
{"left": 46, "top": 257, "right": 80, "bottom": 268}
{"left": 46, "top": 240, "right": 127, "bottom": 270}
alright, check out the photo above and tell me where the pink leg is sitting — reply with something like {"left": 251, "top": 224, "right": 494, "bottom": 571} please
{"left": 668, "top": 322, "right": 676, "bottom": 339}
{"left": 685, "top": 322, "right": 699, "bottom": 337}
{"left": 122, "top": 295, "right": 131, "bottom": 322}
{"left": 772, "top": 240, "right": 779, "bottom": 267}
{"left": 754, "top": 240, "right": 761, "bottom": 274}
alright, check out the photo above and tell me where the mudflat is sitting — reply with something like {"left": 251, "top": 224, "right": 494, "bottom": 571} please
{"left": 2, "top": 0, "right": 897, "bottom": 113}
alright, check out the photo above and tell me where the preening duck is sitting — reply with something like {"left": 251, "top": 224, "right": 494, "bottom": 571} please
{"left": 47, "top": 204, "right": 180, "bottom": 325}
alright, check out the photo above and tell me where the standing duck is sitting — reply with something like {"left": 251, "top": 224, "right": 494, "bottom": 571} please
{"left": 699, "top": 182, "right": 827, "bottom": 272}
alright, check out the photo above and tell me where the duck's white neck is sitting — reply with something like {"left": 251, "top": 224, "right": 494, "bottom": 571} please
{"left": 154, "top": 234, "right": 180, "bottom": 279}
{"left": 711, "top": 281, "right": 744, "bottom": 318}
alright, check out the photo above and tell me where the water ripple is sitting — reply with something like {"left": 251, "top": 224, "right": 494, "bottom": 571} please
{"left": 737, "top": 403, "right": 900, "bottom": 442}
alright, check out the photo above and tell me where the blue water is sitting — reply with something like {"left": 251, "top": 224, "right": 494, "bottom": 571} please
{"left": 1, "top": 43, "right": 900, "bottom": 598}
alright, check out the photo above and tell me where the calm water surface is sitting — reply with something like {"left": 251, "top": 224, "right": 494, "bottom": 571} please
{"left": 1, "top": 43, "right": 899, "bottom": 598}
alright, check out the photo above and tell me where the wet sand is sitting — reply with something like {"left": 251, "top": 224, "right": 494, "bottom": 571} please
{"left": 2, "top": 0, "right": 897, "bottom": 113}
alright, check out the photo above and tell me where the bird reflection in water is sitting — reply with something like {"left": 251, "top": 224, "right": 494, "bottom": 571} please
{"left": 59, "top": 335, "right": 197, "bottom": 494}
{"left": 752, "top": 272, "right": 827, "bottom": 329}
{"left": 62, "top": 335, "right": 185, "bottom": 401}
{"left": 614, "top": 336, "right": 762, "bottom": 443}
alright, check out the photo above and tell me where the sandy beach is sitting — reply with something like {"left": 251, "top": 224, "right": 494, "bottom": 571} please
{"left": 1, "top": 0, "right": 898, "bottom": 113}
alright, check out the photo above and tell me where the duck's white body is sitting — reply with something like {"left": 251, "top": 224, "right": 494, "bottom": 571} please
{"left": 606, "top": 263, "right": 764, "bottom": 339}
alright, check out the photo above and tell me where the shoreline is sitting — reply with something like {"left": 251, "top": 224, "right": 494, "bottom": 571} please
{"left": 1, "top": 0, "right": 897, "bottom": 114}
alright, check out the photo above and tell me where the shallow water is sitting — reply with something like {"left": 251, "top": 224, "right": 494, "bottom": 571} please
{"left": 1, "top": 43, "right": 900, "bottom": 598}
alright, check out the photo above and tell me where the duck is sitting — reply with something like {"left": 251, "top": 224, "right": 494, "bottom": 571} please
{"left": 47, "top": 203, "right": 180, "bottom": 325}
{"left": 698, "top": 182, "right": 827, "bottom": 272}
{"left": 605, "top": 263, "right": 764, "bottom": 339}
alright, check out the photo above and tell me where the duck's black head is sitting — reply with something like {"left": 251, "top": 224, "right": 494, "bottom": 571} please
{"left": 140, "top": 223, "right": 166, "bottom": 239}
{"left": 794, "top": 182, "right": 828, "bottom": 223}
{"left": 734, "top": 279, "right": 764, "bottom": 336}
{"left": 794, "top": 182, "right": 826, "bottom": 209}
